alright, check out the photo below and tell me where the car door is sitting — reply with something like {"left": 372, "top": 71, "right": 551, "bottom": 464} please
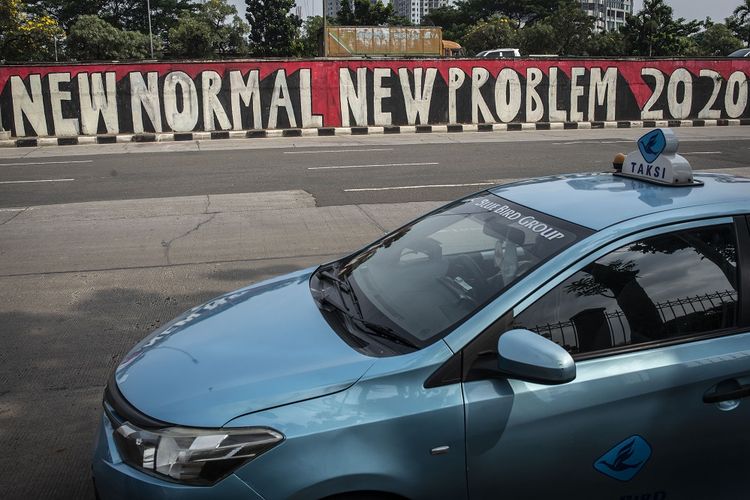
{"left": 463, "top": 217, "right": 750, "bottom": 499}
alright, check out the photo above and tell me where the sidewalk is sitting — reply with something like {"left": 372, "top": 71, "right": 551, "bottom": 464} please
{"left": 0, "top": 189, "right": 444, "bottom": 277}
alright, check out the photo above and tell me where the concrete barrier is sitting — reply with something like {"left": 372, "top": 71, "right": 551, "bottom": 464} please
{"left": 1, "top": 58, "right": 748, "bottom": 139}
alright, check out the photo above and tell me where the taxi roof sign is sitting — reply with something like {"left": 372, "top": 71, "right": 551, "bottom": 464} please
{"left": 617, "top": 128, "right": 700, "bottom": 187}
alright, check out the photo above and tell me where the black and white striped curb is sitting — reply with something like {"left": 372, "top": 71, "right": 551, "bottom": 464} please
{"left": 2, "top": 119, "right": 748, "bottom": 148}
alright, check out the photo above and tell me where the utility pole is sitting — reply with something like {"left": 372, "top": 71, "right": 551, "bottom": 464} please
{"left": 323, "top": 0, "right": 327, "bottom": 57}
{"left": 146, "top": 0, "right": 154, "bottom": 58}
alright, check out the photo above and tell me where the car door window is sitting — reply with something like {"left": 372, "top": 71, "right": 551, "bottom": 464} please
{"left": 512, "top": 224, "right": 738, "bottom": 355}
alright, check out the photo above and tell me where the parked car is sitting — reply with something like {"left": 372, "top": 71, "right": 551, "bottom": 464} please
{"left": 475, "top": 48, "right": 521, "bottom": 58}
{"left": 93, "top": 129, "right": 750, "bottom": 499}
{"left": 728, "top": 48, "right": 750, "bottom": 57}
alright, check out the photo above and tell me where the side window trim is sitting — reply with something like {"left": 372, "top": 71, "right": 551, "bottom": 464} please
{"left": 738, "top": 215, "right": 750, "bottom": 326}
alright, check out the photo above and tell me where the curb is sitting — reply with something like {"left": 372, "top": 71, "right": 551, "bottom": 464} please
{"left": 1, "top": 119, "right": 747, "bottom": 148}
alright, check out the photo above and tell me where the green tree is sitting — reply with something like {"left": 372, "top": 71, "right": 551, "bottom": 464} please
{"left": 336, "top": 0, "right": 354, "bottom": 25}
{"left": 586, "top": 30, "right": 626, "bottom": 56}
{"left": 28, "top": 0, "right": 194, "bottom": 36}
{"left": 454, "top": 0, "right": 558, "bottom": 29}
{"left": 693, "top": 22, "right": 743, "bottom": 56}
{"left": 727, "top": 0, "right": 750, "bottom": 46}
{"left": 342, "top": 0, "right": 407, "bottom": 26}
{"left": 67, "top": 14, "right": 154, "bottom": 60}
{"left": 1, "top": 0, "right": 65, "bottom": 61}
{"left": 25, "top": 0, "right": 103, "bottom": 29}
{"left": 299, "top": 14, "right": 323, "bottom": 56}
{"left": 462, "top": 15, "right": 516, "bottom": 55}
{"left": 167, "top": 14, "right": 214, "bottom": 57}
{"left": 246, "top": 0, "right": 302, "bottom": 56}
{"left": 517, "top": 21, "right": 556, "bottom": 55}
{"left": 168, "top": 0, "right": 249, "bottom": 58}
{"left": 544, "top": 0, "right": 593, "bottom": 55}
{"left": 621, "top": 0, "right": 700, "bottom": 56}
{"left": 423, "top": 6, "right": 469, "bottom": 42}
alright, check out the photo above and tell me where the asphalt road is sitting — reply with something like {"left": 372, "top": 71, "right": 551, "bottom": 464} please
{"left": 2, "top": 127, "right": 750, "bottom": 208}
{"left": 1, "top": 127, "right": 749, "bottom": 499}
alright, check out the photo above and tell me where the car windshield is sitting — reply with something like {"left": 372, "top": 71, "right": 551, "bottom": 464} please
{"left": 319, "top": 192, "right": 590, "bottom": 350}
{"left": 729, "top": 48, "right": 750, "bottom": 57}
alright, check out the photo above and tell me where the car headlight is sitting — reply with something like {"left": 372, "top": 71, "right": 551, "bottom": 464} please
{"left": 108, "top": 411, "right": 284, "bottom": 485}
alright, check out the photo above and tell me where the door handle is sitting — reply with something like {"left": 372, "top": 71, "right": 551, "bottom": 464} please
{"left": 703, "top": 379, "right": 750, "bottom": 404}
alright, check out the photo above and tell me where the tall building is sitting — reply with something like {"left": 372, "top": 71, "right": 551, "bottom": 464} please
{"left": 326, "top": 0, "right": 389, "bottom": 19}
{"left": 580, "top": 0, "right": 633, "bottom": 32}
{"left": 326, "top": 0, "right": 341, "bottom": 18}
{"left": 392, "top": 0, "right": 453, "bottom": 25}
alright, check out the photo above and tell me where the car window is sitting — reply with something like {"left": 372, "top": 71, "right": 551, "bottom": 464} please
{"left": 337, "top": 193, "right": 592, "bottom": 345}
{"left": 512, "top": 224, "right": 738, "bottom": 356}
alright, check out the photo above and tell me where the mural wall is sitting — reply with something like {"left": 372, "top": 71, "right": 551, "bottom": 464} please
{"left": 0, "top": 59, "right": 748, "bottom": 137}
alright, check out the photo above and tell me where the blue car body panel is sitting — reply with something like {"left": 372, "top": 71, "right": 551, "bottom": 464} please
{"left": 93, "top": 166, "right": 750, "bottom": 499}
{"left": 225, "top": 341, "right": 467, "bottom": 500}
{"left": 114, "top": 268, "right": 375, "bottom": 427}
{"left": 493, "top": 172, "right": 750, "bottom": 230}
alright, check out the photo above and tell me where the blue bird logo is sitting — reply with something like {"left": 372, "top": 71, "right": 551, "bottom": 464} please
{"left": 638, "top": 129, "right": 666, "bottom": 163}
{"left": 594, "top": 435, "right": 652, "bottom": 481}
{"left": 643, "top": 135, "right": 660, "bottom": 157}
{"left": 597, "top": 438, "right": 643, "bottom": 472}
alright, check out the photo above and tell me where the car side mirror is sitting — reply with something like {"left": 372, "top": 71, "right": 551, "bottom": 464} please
{"left": 497, "top": 329, "right": 576, "bottom": 385}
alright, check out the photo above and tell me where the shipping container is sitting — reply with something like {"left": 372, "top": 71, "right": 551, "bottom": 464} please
{"left": 324, "top": 26, "right": 443, "bottom": 57}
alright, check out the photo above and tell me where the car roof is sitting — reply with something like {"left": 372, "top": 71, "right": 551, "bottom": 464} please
{"left": 490, "top": 171, "right": 750, "bottom": 230}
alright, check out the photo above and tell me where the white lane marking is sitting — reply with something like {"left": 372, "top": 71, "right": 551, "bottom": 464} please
{"left": 682, "top": 151, "right": 722, "bottom": 155}
{"left": 284, "top": 148, "right": 393, "bottom": 154}
{"left": 0, "top": 160, "right": 93, "bottom": 167}
{"left": 0, "top": 178, "right": 75, "bottom": 185}
{"left": 309, "top": 162, "right": 438, "bottom": 170}
{"left": 345, "top": 182, "right": 496, "bottom": 192}
{"left": 553, "top": 140, "right": 633, "bottom": 145}
{"left": 0, "top": 207, "right": 27, "bottom": 212}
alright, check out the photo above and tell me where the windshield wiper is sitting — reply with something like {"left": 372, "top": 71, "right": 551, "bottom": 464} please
{"left": 317, "top": 267, "right": 365, "bottom": 317}
{"left": 317, "top": 266, "right": 417, "bottom": 350}
{"left": 353, "top": 318, "right": 419, "bottom": 349}
{"left": 318, "top": 269, "right": 351, "bottom": 292}
{"left": 315, "top": 294, "right": 351, "bottom": 316}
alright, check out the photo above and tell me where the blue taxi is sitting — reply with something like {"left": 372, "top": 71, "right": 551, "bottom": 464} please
{"left": 93, "top": 129, "right": 750, "bottom": 499}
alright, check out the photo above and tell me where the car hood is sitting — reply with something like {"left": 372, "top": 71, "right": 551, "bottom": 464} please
{"left": 114, "top": 269, "right": 375, "bottom": 427}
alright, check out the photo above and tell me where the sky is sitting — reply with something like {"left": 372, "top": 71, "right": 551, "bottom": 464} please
{"left": 633, "top": 0, "right": 740, "bottom": 23}
{"left": 231, "top": 0, "right": 743, "bottom": 23}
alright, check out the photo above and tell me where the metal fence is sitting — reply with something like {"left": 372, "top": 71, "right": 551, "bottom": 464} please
{"left": 526, "top": 289, "right": 738, "bottom": 353}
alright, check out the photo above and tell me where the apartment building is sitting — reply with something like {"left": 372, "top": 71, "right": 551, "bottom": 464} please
{"left": 580, "top": 0, "right": 633, "bottom": 32}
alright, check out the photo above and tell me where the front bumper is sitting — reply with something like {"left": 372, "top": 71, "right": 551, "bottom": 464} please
{"left": 91, "top": 414, "right": 265, "bottom": 500}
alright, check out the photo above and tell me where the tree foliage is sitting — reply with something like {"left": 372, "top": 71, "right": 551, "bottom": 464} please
{"left": 246, "top": 0, "right": 302, "bottom": 56}
{"left": 1, "top": 0, "right": 65, "bottom": 61}
{"left": 336, "top": 0, "right": 354, "bottom": 25}
{"left": 621, "top": 0, "right": 700, "bottom": 56}
{"left": 298, "top": 15, "right": 322, "bottom": 57}
{"left": 692, "top": 22, "right": 743, "bottom": 56}
{"left": 462, "top": 16, "right": 516, "bottom": 55}
{"left": 67, "top": 14, "right": 154, "bottom": 60}
{"left": 543, "top": 0, "right": 594, "bottom": 55}
{"left": 424, "top": 6, "right": 469, "bottom": 42}
{"left": 586, "top": 30, "right": 626, "bottom": 57}
{"left": 453, "top": 0, "right": 558, "bottom": 29}
{"left": 727, "top": 0, "right": 750, "bottom": 46}
{"left": 334, "top": 0, "right": 409, "bottom": 26}
{"left": 28, "top": 0, "right": 195, "bottom": 36}
{"left": 168, "top": 0, "right": 249, "bottom": 58}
